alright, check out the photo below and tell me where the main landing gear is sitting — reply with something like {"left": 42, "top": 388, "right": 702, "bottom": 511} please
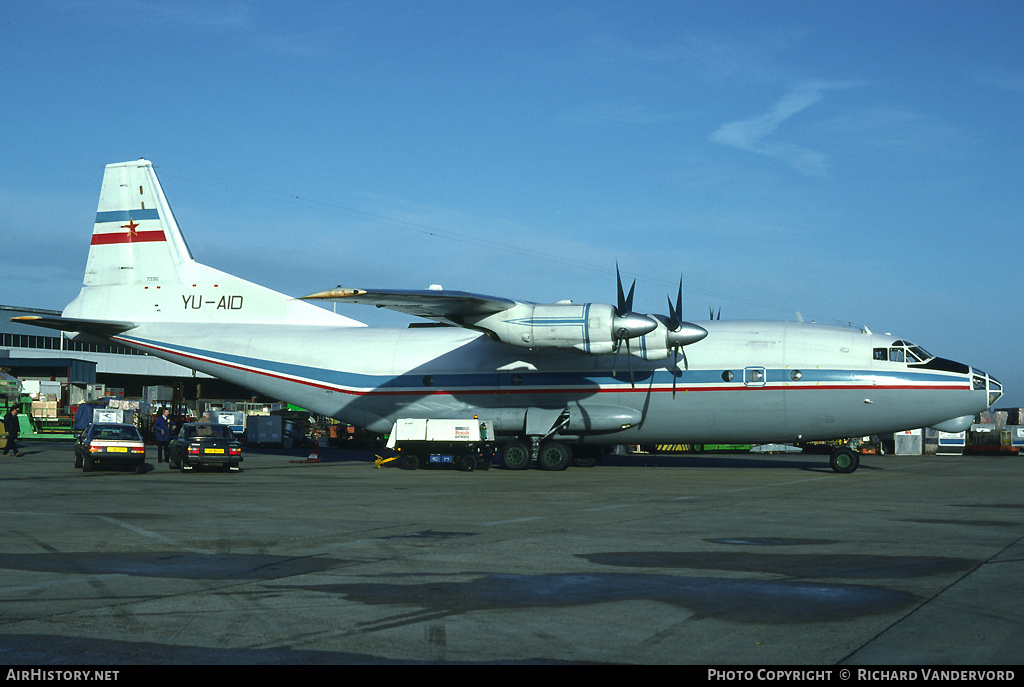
{"left": 498, "top": 440, "right": 604, "bottom": 470}
{"left": 829, "top": 446, "right": 860, "bottom": 474}
{"left": 500, "top": 439, "right": 575, "bottom": 471}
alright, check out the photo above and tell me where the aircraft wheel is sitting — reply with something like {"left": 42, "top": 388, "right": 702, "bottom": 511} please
{"left": 501, "top": 441, "right": 531, "bottom": 470}
{"left": 829, "top": 447, "right": 859, "bottom": 474}
{"left": 572, "top": 445, "right": 602, "bottom": 468}
{"left": 538, "top": 441, "right": 571, "bottom": 471}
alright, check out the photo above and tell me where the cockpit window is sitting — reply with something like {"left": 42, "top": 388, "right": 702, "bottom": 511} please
{"left": 876, "top": 342, "right": 933, "bottom": 364}
{"left": 908, "top": 345, "right": 932, "bottom": 361}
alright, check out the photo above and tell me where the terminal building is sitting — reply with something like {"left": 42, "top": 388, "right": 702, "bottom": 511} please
{"left": 1, "top": 304, "right": 261, "bottom": 412}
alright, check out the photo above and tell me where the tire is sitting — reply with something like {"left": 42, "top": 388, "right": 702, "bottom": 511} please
{"left": 401, "top": 454, "right": 419, "bottom": 470}
{"left": 830, "top": 447, "right": 860, "bottom": 474}
{"left": 572, "top": 446, "right": 602, "bottom": 468}
{"left": 83, "top": 456, "right": 94, "bottom": 472}
{"left": 501, "top": 441, "right": 531, "bottom": 470}
{"left": 456, "top": 454, "right": 476, "bottom": 472}
{"left": 538, "top": 441, "right": 571, "bottom": 471}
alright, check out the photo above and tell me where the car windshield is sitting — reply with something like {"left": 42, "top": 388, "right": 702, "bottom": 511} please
{"left": 185, "top": 424, "right": 234, "bottom": 439}
{"left": 93, "top": 426, "right": 142, "bottom": 441}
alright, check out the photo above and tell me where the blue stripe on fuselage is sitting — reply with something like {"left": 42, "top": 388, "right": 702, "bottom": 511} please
{"left": 120, "top": 335, "right": 968, "bottom": 395}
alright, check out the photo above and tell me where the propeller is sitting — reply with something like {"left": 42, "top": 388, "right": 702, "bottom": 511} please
{"left": 661, "top": 278, "right": 709, "bottom": 398}
{"left": 612, "top": 265, "right": 657, "bottom": 388}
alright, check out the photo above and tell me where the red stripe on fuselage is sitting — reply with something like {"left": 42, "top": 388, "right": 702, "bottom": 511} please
{"left": 115, "top": 337, "right": 971, "bottom": 398}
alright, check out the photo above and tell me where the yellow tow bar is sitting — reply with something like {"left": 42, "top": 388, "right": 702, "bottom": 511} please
{"left": 374, "top": 454, "right": 401, "bottom": 469}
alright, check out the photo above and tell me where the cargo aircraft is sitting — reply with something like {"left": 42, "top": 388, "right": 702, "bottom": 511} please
{"left": 15, "top": 160, "right": 1004, "bottom": 472}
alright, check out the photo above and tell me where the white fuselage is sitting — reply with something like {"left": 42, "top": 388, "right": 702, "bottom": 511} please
{"left": 109, "top": 318, "right": 995, "bottom": 444}
{"left": 45, "top": 159, "right": 999, "bottom": 449}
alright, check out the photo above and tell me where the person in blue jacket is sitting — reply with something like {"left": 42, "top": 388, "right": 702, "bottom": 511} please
{"left": 154, "top": 407, "right": 176, "bottom": 463}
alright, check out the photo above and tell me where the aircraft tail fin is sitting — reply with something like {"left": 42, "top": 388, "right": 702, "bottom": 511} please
{"left": 84, "top": 159, "right": 194, "bottom": 288}
{"left": 62, "top": 160, "right": 363, "bottom": 328}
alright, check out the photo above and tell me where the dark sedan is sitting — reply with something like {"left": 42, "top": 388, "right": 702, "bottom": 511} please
{"left": 75, "top": 423, "right": 147, "bottom": 473}
{"left": 169, "top": 423, "right": 243, "bottom": 472}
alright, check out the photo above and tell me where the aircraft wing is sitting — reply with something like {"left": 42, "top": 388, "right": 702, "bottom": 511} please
{"left": 11, "top": 315, "right": 137, "bottom": 336}
{"left": 301, "top": 287, "right": 519, "bottom": 326}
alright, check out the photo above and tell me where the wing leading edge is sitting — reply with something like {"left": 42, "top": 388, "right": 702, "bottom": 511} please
{"left": 301, "top": 284, "right": 704, "bottom": 359}
{"left": 301, "top": 287, "right": 518, "bottom": 328}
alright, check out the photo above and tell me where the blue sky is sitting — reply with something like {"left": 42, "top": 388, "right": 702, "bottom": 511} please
{"left": 2, "top": 1, "right": 1022, "bottom": 406}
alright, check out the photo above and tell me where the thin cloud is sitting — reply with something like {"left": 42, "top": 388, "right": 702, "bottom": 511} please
{"left": 710, "top": 81, "right": 853, "bottom": 176}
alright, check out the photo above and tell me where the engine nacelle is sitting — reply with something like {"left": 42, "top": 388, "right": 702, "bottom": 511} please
{"left": 469, "top": 302, "right": 656, "bottom": 354}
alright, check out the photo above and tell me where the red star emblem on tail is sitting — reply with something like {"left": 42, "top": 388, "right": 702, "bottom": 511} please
{"left": 121, "top": 217, "right": 139, "bottom": 239}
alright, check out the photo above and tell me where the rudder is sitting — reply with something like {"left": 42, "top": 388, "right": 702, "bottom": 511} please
{"left": 64, "top": 159, "right": 364, "bottom": 328}
{"left": 86, "top": 159, "right": 193, "bottom": 287}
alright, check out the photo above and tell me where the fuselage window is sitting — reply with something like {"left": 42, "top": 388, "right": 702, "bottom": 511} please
{"left": 873, "top": 348, "right": 887, "bottom": 361}
{"left": 889, "top": 349, "right": 905, "bottom": 362}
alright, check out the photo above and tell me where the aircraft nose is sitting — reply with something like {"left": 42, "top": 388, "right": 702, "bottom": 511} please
{"left": 972, "top": 366, "right": 1003, "bottom": 408}
{"left": 984, "top": 371, "right": 1003, "bottom": 407}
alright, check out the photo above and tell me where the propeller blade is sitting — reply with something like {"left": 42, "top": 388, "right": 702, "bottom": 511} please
{"left": 612, "top": 263, "right": 657, "bottom": 342}
{"left": 668, "top": 279, "right": 683, "bottom": 330}
{"left": 672, "top": 345, "right": 679, "bottom": 399}
{"left": 615, "top": 264, "right": 637, "bottom": 316}
{"left": 625, "top": 337, "right": 635, "bottom": 389}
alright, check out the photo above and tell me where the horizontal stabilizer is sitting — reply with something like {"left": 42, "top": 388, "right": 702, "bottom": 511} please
{"left": 11, "top": 315, "right": 136, "bottom": 336}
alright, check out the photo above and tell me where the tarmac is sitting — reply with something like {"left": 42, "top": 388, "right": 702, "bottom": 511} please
{"left": 0, "top": 442, "right": 1021, "bottom": 666}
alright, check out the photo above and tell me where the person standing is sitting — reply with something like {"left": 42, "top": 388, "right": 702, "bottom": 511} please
{"left": 3, "top": 405, "right": 21, "bottom": 457}
{"left": 154, "top": 407, "right": 175, "bottom": 463}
